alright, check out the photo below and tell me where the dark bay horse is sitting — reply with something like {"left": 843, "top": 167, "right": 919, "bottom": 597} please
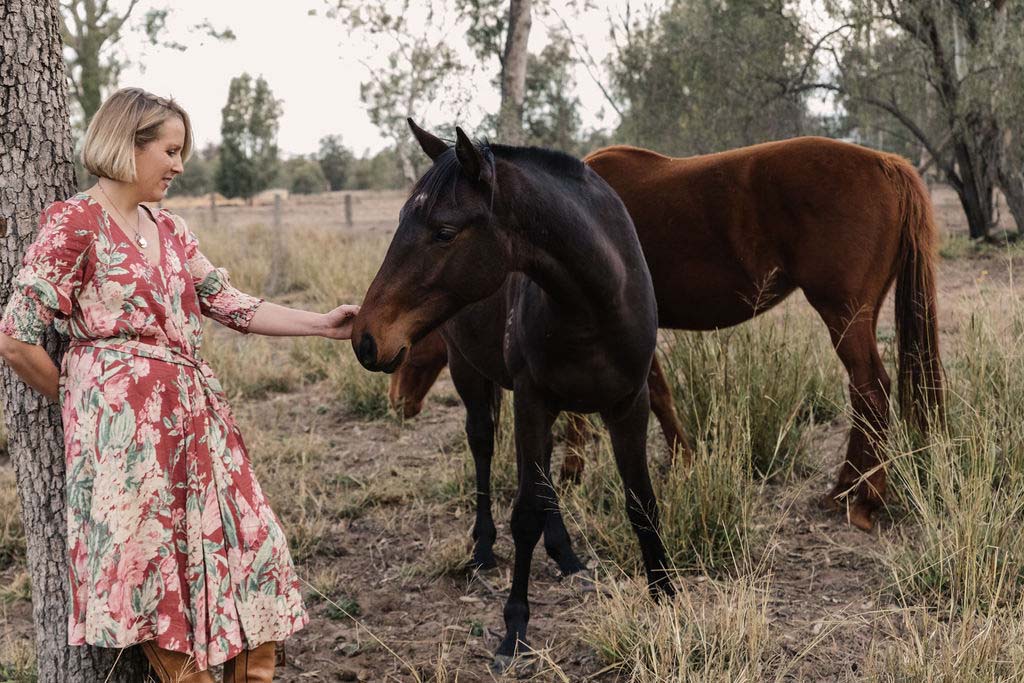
{"left": 390, "top": 137, "right": 944, "bottom": 531}
{"left": 352, "top": 120, "right": 673, "bottom": 668}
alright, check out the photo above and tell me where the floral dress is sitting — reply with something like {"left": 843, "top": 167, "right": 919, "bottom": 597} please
{"left": 0, "top": 194, "right": 308, "bottom": 670}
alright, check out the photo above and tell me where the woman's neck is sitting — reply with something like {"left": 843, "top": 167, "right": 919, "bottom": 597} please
{"left": 93, "top": 179, "right": 142, "bottom": 217}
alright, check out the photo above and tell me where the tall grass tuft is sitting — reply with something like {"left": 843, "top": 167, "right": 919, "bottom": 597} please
{"left": 578, "top": 573, "right": 774, "bottom": 681}
{"left": 659, "top": 303, "right": 844, "bottom": 481}
{"left": 0, "top": 468, "right": 25, "bottom": 570}
{"left": 864, "top": 607, "right": 1024, "bottom": 681}
{"left": 882, "top": 291, "right": 1024, "bottom": 613}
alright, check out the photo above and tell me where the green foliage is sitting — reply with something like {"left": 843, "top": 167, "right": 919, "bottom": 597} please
{"left": 348, "top": 147, "right": 406, "bottom": 190}
{"left": 610, "top": 0, "right": 810, "bottom": 155}
{"left": 318, "top": 135, "right": 353, "bottom": 191}
{"left": 59, "top": 2, "right": 234, "bottom": 128}
{"left": 215, "top": 73, "right": 282, "bottom": 200}
{"left": 522, "top": 35, "right": 583, "bottom": 153}
{"left": 277, "top": 157, "right": 329, "bottom": 195}
{"left": 336, "top": 0, "right": 468, "bottom": 184}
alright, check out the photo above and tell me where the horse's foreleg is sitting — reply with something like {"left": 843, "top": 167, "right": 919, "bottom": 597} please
{"left": 603, "top": 387, "right": 674, "bottom": 597}
{"left": 494, "top": 385, "right": 557, "bottom": 669}
{"left": 449, "top": 349, "right": 499, "bottom": 569}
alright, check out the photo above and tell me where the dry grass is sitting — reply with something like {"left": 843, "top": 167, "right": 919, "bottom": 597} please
{"left": 576, "top": 573, "right": 775, "bottom": 681}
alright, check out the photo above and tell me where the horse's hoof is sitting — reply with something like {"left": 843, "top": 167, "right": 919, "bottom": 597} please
{"left": 848, "top": 501, "right": 876, "bottom": 532}
{"left": 490, "top": 654, "right": 515, "bottom": 675}
{"left": 564, "top": 568, "right": 596, "bottom": 593}
{"left": 469, "top": 546, "right": 498, "bottom": 571}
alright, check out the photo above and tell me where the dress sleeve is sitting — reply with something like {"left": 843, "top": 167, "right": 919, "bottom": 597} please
{"left": 170, "top": 213, "right": 264, "bottom": 334}
{"left": 0, "top": 201, "right": 94, "bottom": 345}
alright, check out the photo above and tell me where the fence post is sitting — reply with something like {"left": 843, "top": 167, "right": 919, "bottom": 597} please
{"left": 273, "top": 193, "right": 282, "bottom": 230}
{"left": 344, "top": 193, "right": 353, "bottom": 227}
{"left": 209, "top": 192, "right": 217, "bottom": 226}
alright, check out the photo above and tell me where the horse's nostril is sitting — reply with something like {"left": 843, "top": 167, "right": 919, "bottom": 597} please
{"left": 356, "top": 333, "right": 378, "bottom": 368}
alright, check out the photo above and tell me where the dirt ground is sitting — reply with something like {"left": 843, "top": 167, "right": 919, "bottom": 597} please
{"left": 0, "top": 185, "right": 1020, "bottom": 681}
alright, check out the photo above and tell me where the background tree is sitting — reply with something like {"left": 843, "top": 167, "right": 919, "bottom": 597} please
{"left": 348, "top": 148, "right": 406, "bottom": 190}
{"left": 318, "top": 135, "right": 354, "bottom": 191}
{"left": 167, "top": 143, "right": 217, "bottom": 197}
{"left": 497, "top": 0, "right": 532, "bottom": 143}
{"left": 334, "top": 0, "right": 468, "bottom": 185}
{"left": 0, "top": 1, "right": 148, "bottom": 680}
{"left": 215, "top": 73, "right": 283, "bottom": 203}
{"left": 58, "top": 1, "right": 234, "bottom": 128}
{"left": 277, "top": 157, "right": 330, "bottom": 195}
{"left": 609, "top": 0, "right": 810, "bottom": 156}
{"left": 522, "top": 34, "right": 582, "bottom": 152}
{"left": 799, "top": 0, "right": 1024, "bottom": 239}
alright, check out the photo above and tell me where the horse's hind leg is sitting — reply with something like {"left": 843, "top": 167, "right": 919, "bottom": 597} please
{"left": 560, "top": 413, "right": 589, "bottom": 483}
{"left": 648, "top": 355, "right": 691, "bottom": 466}
{"left": 602, "top": 388, "right": 674, "bottom": 596}
{"left": 448, "top": 347, "right": 500, "bottom": 569}
{"left": 813, "top": 301, "right": 892, "bottom": 531}
{"left": 540, "top": 428, "right": 586, "bottom": 575}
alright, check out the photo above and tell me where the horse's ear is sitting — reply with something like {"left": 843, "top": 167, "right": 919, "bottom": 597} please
{"left": 455, "top": 127, "right": 492, "bottom": 186}
{"left": 408, "top": 118, "right": 448, "bottom": 161}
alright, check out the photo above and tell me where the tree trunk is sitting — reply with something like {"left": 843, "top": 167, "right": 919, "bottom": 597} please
{"left": 497, "top": 0, "right": 532, "bottom": 144}
{"left": 0, "top": 2, "right": 147, "bottom": 681}
{"left": 997, "top": 166, "right": 1024, "bottom": 236}
{"left": 950, "top": 137, "right": 994, "bottom": 240}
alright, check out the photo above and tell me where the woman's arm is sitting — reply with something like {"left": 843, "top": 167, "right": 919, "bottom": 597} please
{"left": 247, "top": 302, "right": 360, "bottom": 340}
{"left": 0, "top": 333, "right": 59, "bottom": 402}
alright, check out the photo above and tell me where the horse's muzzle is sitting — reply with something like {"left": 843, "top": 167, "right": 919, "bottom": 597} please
{"left": 355, "top": 333, "right": 406, "bottom": 373}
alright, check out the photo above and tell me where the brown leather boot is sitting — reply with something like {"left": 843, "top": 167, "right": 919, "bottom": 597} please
{"left": 141, "top": 641, "right": 215, "bottom": 683}
{"left": 222, "top": 642, "right": 276, "bottom": 683}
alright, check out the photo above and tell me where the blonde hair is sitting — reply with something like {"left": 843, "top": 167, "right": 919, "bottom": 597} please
{"left": 81, "top": 88, "right": 193, "bottom": 182}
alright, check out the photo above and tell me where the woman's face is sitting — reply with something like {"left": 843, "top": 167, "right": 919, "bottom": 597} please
{"left": 133, "top": 116, "right": 186, "bottom": 202}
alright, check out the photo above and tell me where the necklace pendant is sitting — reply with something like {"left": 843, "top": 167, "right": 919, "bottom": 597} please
{"left": 136, "top": 234, "right": 148, "bottom": 249}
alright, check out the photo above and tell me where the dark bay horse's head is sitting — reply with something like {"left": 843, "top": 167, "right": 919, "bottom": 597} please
{"left": 353, "top": 120, "right": 513, "bottom": 373}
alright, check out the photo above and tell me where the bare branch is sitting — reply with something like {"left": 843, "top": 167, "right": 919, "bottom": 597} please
{"left": 547, "top": 3, "right": 624, "bottom": 118}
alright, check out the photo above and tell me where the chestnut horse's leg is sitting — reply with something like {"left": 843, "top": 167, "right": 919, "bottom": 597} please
{"left": 814, "top": 303, "right": 892, "bottom": 531}
{"left": 648, "top": 356, "right": 691, "bottom": 466}
{"left": 602, "top": 388, "right": 674, "bottom": 596}
{"left": 494, "top": 384, "right": 558, "bottom": 668}
{"left": 560, "top": 414, "right": 589, "bottom": 482}
{"left": 448, "top": 348, "right": 500, "bottom": 569}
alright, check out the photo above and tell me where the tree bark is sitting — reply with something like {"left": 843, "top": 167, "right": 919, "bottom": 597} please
{"left": 997, "top": 166, "right": 1024, "bottom": 236}
{"left": 497, "top": 0, "right": 532, "bottom": 144}
{"left": 0, "top": 1, "right": 147, "bottom": 680}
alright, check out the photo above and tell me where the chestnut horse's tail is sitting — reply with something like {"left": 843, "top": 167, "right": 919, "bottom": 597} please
{"left": 883, "top": 155, "right": 945, "bottom": 431}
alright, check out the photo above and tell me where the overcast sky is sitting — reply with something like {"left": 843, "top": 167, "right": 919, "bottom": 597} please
{"left": 113, "top": 0, "right": 631, "bottom": 159}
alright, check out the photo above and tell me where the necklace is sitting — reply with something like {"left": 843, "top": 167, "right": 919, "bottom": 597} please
{"left": 97, "top": 182, "right": 149, "bottom": 249}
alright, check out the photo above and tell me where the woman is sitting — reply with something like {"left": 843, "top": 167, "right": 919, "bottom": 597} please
{"left": 0, "top": 88, "right": 356, "bottom": 682}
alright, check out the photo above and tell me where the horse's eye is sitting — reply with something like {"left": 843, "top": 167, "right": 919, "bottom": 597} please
{"left": 434, "top": 226, "right": 458, "bottom": 243}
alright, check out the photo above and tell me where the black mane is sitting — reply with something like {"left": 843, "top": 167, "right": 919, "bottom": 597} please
{"left": 405, "top": 139, "right": 586, "bottom": 219}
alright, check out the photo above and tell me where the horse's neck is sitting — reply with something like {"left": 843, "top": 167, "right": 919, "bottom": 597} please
{"left": 508, "top": 174, "right": 645, "bottom": 325}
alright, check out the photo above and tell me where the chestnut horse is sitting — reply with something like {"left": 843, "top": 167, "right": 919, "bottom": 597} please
{"left": 390, "top": 137, "right": 944, "bottom": 531}
{"left": 352, "top": 121, "right": 672, "bottom": 669}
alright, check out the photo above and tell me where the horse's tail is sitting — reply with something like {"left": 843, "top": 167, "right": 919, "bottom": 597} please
{"left": 884, "top": 155, "right": 945, "bottom": 431}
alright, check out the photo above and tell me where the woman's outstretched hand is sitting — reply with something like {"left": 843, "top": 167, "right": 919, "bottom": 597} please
{"left": 320, "top": 304, "right": 361, "bottom": 340}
